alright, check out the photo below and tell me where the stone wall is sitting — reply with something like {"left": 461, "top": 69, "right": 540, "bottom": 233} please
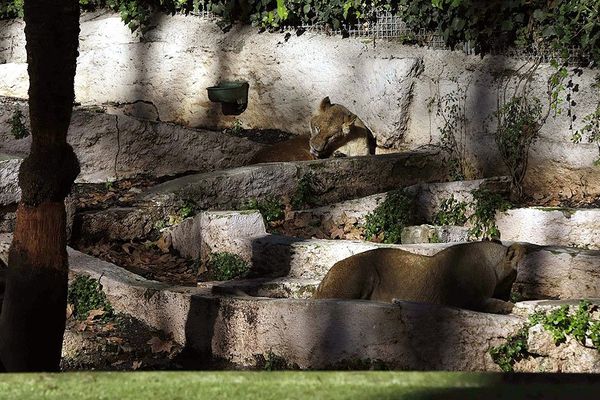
{"left": 1, "top": 12, "right": 599, "bottom": 199}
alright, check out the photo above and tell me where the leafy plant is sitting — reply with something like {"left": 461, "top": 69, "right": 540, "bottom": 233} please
{"left": 468, "top": 188, "right": 511, "bottom": 240}
{"left": 10, "top": 109, "right": 29, "bottom": 139}
{"left": 208, "top": 252, "right": 249, "bottom": 281}
{"left": 291, "top": 172, "right": 317, "bottom": 209}
{"left": 433, "top": 195, "right": 468, "bottom": 226}
{"left": 67, "top": 275, "right": 114, "bottom": 321}
{"left": 241, "top": 196, "right": 285, "bottom": 223}
{"left": 363, "top": 189, "right": 413, "bottom": 244}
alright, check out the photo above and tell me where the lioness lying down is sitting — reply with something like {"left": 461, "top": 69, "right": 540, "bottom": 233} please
{"left": 312, "top": 241, "right": 525, "bottom": 314}
{"left": 249, "top": 97, "right": 375, "bottom": 164}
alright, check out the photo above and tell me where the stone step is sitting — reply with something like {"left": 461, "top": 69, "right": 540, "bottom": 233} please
{"left": 201, "top": 277, "right": 320, "bottom": 299}
{"left": 400, "top": 224, "right": 470, "bottom": 244}
{"left": 497, "top": 207, "right": 600, "bottom": 250}
{"left": 65, "top": 247, "right": 600, "bottom": 371}
{"left": 74, "top": 149, "right": 449, "bottom": 242}
{"left": 163, "top": 211, "right": 600, "bottom": 300}
{"left": 290, "top": 176, "right": 510, "bottom": 227}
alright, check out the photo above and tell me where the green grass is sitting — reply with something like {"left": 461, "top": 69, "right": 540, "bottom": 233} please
{"left": 0, "top": 372, "right": 599, "bottom": 400}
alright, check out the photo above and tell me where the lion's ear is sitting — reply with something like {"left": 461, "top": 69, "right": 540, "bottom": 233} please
{"left": 320, "top": 96, "right": 332, "bottom": 111}
{"left": 507, "top": 243, "right": 526, "bottom": 263}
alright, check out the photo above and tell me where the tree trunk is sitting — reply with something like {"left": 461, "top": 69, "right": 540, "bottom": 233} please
{"left": 0, "top": 0, "right": 80, "bottom": 372}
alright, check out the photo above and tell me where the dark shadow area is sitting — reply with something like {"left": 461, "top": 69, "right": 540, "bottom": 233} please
{"left": 366, "top": 373, "right": 600, "bottom": 400}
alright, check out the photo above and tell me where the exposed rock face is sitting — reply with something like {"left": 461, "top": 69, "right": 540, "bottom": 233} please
{"left": 0, "top": 98, "right": 264, "bottom": 183}
{"left": 497, "top": 208, "right": 600, "bottom": 250}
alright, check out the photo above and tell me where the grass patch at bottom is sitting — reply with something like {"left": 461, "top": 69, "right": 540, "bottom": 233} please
{"left": 1, "top": 371, "right": 600, "bottom": 400}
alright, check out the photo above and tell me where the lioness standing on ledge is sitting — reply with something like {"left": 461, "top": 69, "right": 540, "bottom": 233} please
{"left": 309, "top": 97, "right": 376, "bottom": 158}
{"left": 312, "top": 242, "right": 525, "bottom": 314}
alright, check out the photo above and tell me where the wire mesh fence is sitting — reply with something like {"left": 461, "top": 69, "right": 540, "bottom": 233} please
{"left": 191, "top": 10, "right": 586, "bottom": 66}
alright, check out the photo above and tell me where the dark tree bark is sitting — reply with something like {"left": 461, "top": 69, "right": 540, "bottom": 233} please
{"left": 0, "top": 0, "right": 80, "bottom": 372}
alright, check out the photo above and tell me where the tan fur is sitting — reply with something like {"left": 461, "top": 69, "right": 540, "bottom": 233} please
{"left": 312, "top": 242, "right": 526, "bottom": 313}
{"left": 309, "top": 97, "right": 376, "bottom": 158}
{"left": 249, "top": 135, "right": 315, "bottom": 164}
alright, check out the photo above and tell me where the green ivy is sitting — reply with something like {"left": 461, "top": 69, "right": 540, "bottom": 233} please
{"left": 67, "top": 275, "right": 114, "bottom": 321}
{"left": 490, "top": 301, "right": 600, "bottom": 372}
{"left": 208, "top": 252, "right": 249, "bottom": 281}
{"left": 363, "top": 189, "right": 413, "bottom": 244}
{"left": 530, "top": 301, "right": 596, "bottom": 346}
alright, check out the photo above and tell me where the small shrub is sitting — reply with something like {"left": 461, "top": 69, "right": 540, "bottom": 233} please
{"left": 208, "top": 252, "right": 249, "bottom": 281}
{"left": 241, "top": 196, "right": 284, "bottom": 223}
{"left": 363, "top": 189, "right": 413, "bottom": 244}
{"left": 433, "top": 195, "right": 468, "bottom": 226}
{"left": 67, "top": 275, "right": 113, "bottom": 321}
{"left": 10, "top": 109, "right": 29, "bottom": 139}
{"left": 492, "top": 95, "right": 543, "bottom": 199}
{"left": 468, "top": 188, "right": 511, "bottom": 240}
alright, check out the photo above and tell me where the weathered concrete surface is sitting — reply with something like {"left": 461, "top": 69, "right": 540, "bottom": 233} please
{"left": 0, "top": 154, "right": 21, "bottom": 206}
{"left": 497, "top": 208, "right": 600, "bottom": 250}
{"left": 145, "top": 148, "right": 448, "bottom": 211}
{"left": 401, "top": 224, "right": 470, "bottom": 244}
{"left": 0, "top": 13, "right": 421, "bottom": 148}
{"left": 2, "top": 13, "right": 599, "bottom": 200}
{"left": 0, "top": 97, "right": 263, "bottom": 183}
{"left": 512, "top": 245, "right": 600, "bottom": 301}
